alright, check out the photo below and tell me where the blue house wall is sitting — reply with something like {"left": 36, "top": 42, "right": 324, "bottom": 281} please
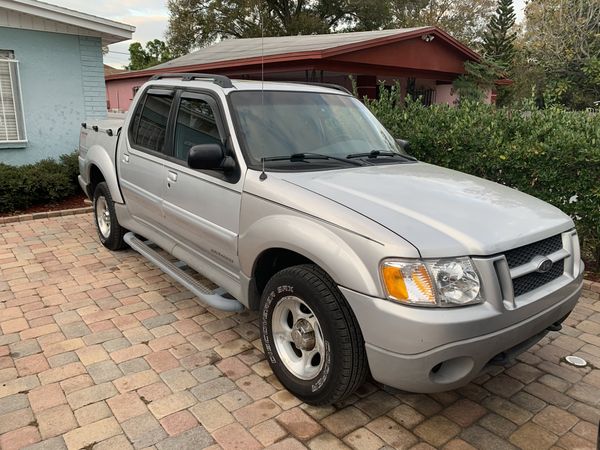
{"left": 0, "top": 28, "right": 106, "bottom": 165}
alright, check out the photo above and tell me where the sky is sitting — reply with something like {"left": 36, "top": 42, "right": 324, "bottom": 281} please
{"left": 49, "top": 0, "right": 170, "bottom": 68}
{"left": 49, "top": 0, "right": 528, "bottom": 69}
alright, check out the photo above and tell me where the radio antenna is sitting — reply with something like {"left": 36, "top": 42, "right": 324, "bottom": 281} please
{"left": 260, "top": 157, "right": 267, "bottom": 180}
{"left": 259, "top": 3, "right": 267, "bottom": 181}
{"left": 260, "top": 3, "right": 265, "bottom": 95}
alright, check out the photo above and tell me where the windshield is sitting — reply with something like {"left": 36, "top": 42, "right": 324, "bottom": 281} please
{"left": 229, "top": 90, "right": 403, "bottom": 167}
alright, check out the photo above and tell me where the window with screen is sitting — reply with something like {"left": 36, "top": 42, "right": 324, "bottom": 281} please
{"left": 174, "top": 97, "right": 222, "bottom": 161}
{"left": 130, "top": 92, "right": 173, "bottom": 154}
{"left": 0, "top": 50, "right": 27, "bottom": 145}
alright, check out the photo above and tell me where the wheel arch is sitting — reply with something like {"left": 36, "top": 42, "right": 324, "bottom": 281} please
{"left": 88, "top": 164, "right": 105, "bottom": 198}
{"left": 248, "top": 247, "right": 314, "bottom": 310}
{"left": 84, "top": 144, "right": 124, "bottom": 203}
{"left": 241, "top": 215, "right": 379, "bottom": 310}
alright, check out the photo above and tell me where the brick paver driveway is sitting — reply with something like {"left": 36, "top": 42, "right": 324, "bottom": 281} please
{"left": 1, "top": 214, "right": 599, "bottom": 450}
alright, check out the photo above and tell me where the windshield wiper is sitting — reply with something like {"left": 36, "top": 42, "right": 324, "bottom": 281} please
{"left": 346, "top": 150, "right": 416, "bottom": 161}
{"left": 262, "top": 152, "right": 364, "bottom": 166}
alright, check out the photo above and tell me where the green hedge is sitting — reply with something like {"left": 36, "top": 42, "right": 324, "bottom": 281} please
{"left": 366, "top": 88, "right": 600, "bottom": 267}
{"left": 0, "top": 152, "right": 81, "bottom": 214}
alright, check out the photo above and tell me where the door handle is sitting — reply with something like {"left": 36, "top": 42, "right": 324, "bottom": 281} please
{"left": 167, "top": 171, "right": 178, "bottom": 182}
{"left": 122, "top": 153, "right": 130, "bottom": 163}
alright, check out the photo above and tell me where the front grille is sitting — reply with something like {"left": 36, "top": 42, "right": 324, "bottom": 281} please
{"left": 504, "top": 234, "right": 562, "bottom": 269}
{"left": 512, "top": 259, "right": 564, "bottom": 297}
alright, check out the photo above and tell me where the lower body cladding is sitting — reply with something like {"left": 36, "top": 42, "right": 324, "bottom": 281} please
{"left": 340, "top": 274, "right": 582, "bottom": 393}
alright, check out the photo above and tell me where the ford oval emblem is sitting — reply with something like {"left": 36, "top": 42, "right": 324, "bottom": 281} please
{"left": 537, "top": 258, "right": 553, "bottom": 273}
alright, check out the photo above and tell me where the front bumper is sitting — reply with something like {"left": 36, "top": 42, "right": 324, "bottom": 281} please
{"left": 340, "top": 273, "right": 582, "bottom": 393}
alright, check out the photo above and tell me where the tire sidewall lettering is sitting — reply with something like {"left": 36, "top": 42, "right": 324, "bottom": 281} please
{"left": 262, "top": 289, "right": 277, "bottom": 364}
{"left": 311, "top": 340, "right": 331, "bottom": 392}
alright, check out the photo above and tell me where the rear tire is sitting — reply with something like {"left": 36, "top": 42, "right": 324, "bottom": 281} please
{"left": 93, "top": 182, "right": 126, "bottom": 251}
{"left": 260, "top": 264, "right": 368, "bottom": 405}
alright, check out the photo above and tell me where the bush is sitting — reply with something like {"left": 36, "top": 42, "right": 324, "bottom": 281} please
{"left": 0, "top": 152, "right": 81, "bottom": 214}
{"left": 366, "top": 87, "right": 600, "bottom": 267}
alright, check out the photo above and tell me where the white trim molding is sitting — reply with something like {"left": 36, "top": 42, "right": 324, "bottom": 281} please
{"left": 0, "top": 0, "right": 134, "bottom": 45}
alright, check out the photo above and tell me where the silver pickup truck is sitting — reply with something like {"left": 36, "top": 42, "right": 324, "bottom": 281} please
{"left": 79, "top": 73, "right": 583, "bottom": 405}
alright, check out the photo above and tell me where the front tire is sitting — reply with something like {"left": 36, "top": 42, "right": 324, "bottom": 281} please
{"left": 260, "top": 264, "right": 368, "bottom": 405}
{"left": 93, "top": 182, "right": 126, "bottom": 251}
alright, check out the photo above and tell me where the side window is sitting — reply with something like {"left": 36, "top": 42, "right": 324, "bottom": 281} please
{"left": 174, "top": 97, "right": 222, "bottom": 162}
{"left": 130, "top": 92, "right": 173, "bottom": 154}
{"left": 0, "top": 50, "right": 27, "bottom": 145}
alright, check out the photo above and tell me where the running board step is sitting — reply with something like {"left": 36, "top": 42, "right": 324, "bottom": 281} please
{"left": 124, "top": 232, "right": 244, "bottom": 312}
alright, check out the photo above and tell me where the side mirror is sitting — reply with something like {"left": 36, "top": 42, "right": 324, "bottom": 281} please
{"left": 188, "top": 143, "right": 235, "bottom": 171}
{"left": 395, "top": 138, "right": 411, "bottom": 153}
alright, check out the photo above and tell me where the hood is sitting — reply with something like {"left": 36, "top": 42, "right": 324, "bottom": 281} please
{"left": 275, "top": 163, "right": 573, "bottom": 257}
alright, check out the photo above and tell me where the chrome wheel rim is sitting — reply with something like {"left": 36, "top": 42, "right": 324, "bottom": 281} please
{"left": 95, "top": 196, "right": 111, "bottom": 238}
{"left": 271, "top": 296, "right": 325, "bottom": 380}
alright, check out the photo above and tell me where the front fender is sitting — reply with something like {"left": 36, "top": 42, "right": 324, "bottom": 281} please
{"left": 239, "top": 214, "right": 380, "bottom": 297}
{"left": 84, "top": 144, "right": 124, "bottom": 204}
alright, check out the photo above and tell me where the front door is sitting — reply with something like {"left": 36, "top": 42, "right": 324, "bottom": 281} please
{"left": 161, "top": 91, "right": 242, "bottom": 281}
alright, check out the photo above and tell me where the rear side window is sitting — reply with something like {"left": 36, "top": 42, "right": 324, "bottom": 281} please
{"left": 129, "top": 92, "right": 174, "bottom": 154}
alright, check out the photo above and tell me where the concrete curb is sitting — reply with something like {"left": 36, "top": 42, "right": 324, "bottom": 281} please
{"left": 0, "top": 206, "right": 92, "bottom": 225}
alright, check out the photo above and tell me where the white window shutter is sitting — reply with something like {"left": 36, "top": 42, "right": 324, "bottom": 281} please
{"left": 0, "top": 55, "right": 26, "bottom": 143}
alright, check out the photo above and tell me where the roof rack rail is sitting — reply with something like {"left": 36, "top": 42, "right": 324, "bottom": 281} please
{"left": 150, "top": 73, "right": 234, "bottom": 89}
{"left": 292, "top": 82, "right": 352, "bottom": 95}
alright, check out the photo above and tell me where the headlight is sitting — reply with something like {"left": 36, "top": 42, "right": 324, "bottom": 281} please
{"left": 380, "top": 257, "right": 482, "bottom": 307}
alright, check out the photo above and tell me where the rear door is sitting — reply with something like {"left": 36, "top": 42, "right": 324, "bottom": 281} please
{"left": 118, "top": 88, "right": 174, "bottom": 233}
{"left": 161, "top": 91, "right": 242, "bottom": 279}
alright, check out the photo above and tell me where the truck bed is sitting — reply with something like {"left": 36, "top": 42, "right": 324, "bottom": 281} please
{"left": 78, "top": 114, "right": 125, "bottom": 199}
{"left": 79, "top": 115, "right": 124, "bottom": 169}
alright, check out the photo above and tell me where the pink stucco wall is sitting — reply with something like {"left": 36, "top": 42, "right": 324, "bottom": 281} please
{"left": 436, "top": 84, "right": 458, "bottom": 105}
{"left": 106, "top": 77, "right": 149, "bottom": 112}
{"left": 105, "top": 74, "right": 494, "bottom": 111}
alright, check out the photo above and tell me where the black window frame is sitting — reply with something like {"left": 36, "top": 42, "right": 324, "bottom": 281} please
{"left": 127, "top": 86, "right": 176, "bottom": 158}
{"left": 171, "top": 91, "right": 227, "bottom": 163}
{"left": 128, "top": 85, "right": 245, "bottom": 183}
{"left": 129, "top": 85, "right": 240, "bottom": 183}
{"left": 169, "top": 89, "right": 241, "bottom": 183}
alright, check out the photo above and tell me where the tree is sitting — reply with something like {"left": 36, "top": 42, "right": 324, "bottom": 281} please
{"left": 346, "top": 0, "right": 391, "bottom": 32}
{"left": 478, "top": 0, "right": 516, "bottom": 106}
{"left": 452, "top": 59, "right": 505, "bottom": 103}
{"left": 482, "top": 0, "right": 516, "bottom": 68}
{"left": 166, "top": 0, "right": 352, "bottom": 57}
{"left": 126, "top": 40, "right": 173, "bottom": 71}
{"left": 363, "top": 0, "right": 496, "bottom": 48}
{"left": 349, "top": 0, "right": 497, "bottom": 47}
{"left": 522, "top": 0, "right": 600, "bottom": 109}
{"left": 166, "top": 0, "right": 496, "bottom": 56}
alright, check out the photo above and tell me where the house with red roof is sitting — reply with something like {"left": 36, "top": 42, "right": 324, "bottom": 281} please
{"left": 105, "top": 27, "right": 485, "bottom": 112}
